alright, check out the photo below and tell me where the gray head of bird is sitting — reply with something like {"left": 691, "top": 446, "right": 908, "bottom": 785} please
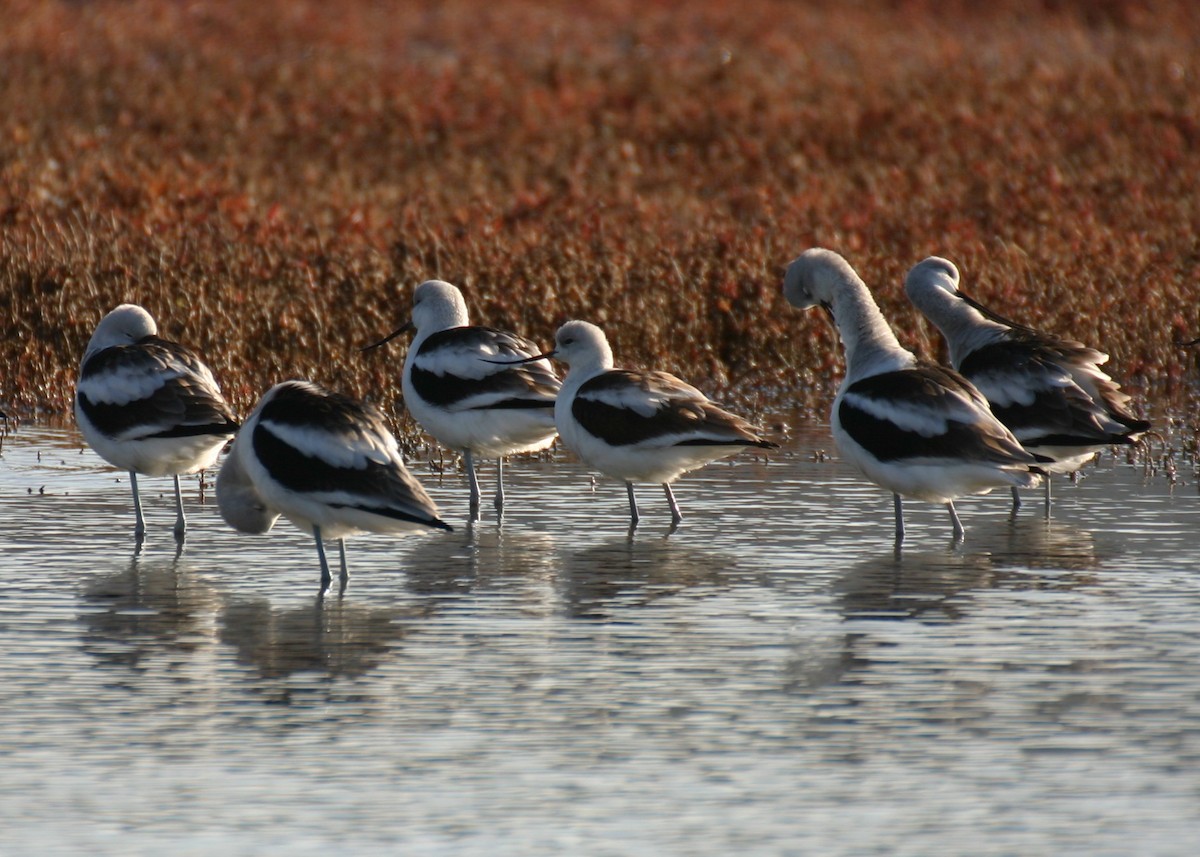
{"left": 904, "top": 256, "right": 962, "bottom": 309}
{"left": 548, "top": 320, "right": 614, "bottom": 372}
{"left": 361, "top": 279, "right": 470, "bottom": 351}
{"left": 85, "top": 304, "right": 157, "bottom": 358}
{"left": 481, "top": 319, "right": 614, "bottom": 371}
{"left": 216, "top": 440, "right": 281, "bottom": 535}
{"left": 782, "top": 248, "right": 866, "bottom": 322}
{"left": 904, "top": 256, "right": 1028, "bottom": 335}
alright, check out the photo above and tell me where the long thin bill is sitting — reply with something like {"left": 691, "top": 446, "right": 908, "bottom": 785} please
{"left": 361, "top": 321, "right": 415, "bottom": 352}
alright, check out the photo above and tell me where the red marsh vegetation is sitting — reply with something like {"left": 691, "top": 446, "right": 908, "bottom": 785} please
{"left": 1, "top": 0, "right": 1198, "bottom": 440}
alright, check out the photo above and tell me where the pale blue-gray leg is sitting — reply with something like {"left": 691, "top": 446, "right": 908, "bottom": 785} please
{"left": 464, "top": 449, "right": 481, "bottom": 519}
{"left": 338, "top": 538, "right": 349, "bottom": 583}
{"left": 1010, "top": 486, "right": 1022, "bottom": 511}
{"left": 313, "top": 525, "right": 331, "bottom": 591}
{"left": 1044, "top": 475, "right": 1052, "bottom": 515}
{"left": 494, "top": 457, "right": 505, "bottom": 511}
{"left": 172, "top": 474, "right": 186, "bottom": 540}
{"left": 893, "top": 493, "right": 905, "bottom": 543}
{"left": 626, "top": 481, "right": 640, "bottom": 527}
{"left": 663, "top": 483, "right": 683, "bottom": 524}
{"left": 129, "top": 471, "right": 146, "bottom": 540}
{"left": 947, "top": 502, "right": 965, "bottom": 541}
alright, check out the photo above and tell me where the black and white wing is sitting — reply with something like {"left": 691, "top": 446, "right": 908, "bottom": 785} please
{"left": 960, "top": 333, "right": 1150, "bottom": 448}
{"left": 251, "top": 381, "right": 450, "bottom": 530}
{"left": 572, "top": 370, "right": 776, "bottom": 449}
{"left": 838, "top": 362, "right": 1038, "bottom": 467}
{"left": 409, "top": 326, "right": 560, "bottom": 411}
{"left": 76, "top": 336, "right": 238, "bottom": 441}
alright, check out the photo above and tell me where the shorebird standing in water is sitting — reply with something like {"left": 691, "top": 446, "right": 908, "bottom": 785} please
{"left": 511, "top": 319, "right": 776, "bottom": 527}
{"left": 363, "top": 280, "right": 560, "bottom": 520}
{"left": 217, "top": 380, "right": 451, "bottom": 591}
{"left": 783, "top": 249, "right": 1043, "bottom": 541}
{"left": 905, "top": 256, "right": 1149, "bottom": 509}
{"left": 75, "top": 304, "right": 239, "bottom": 541}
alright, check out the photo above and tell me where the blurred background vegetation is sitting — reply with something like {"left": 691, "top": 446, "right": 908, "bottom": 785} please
{"left": 2, "top": 0, "right": 1197, "bottom": 435}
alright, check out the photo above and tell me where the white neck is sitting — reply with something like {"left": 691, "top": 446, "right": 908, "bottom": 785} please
{"left": 909, "top": 287, "right": 1009, "bottom": 367}
{"left": 565, "top": 345, "right": 613, "bottom": 377}
{"left": 824, "top": 270, "right": 914, "bottom": 381}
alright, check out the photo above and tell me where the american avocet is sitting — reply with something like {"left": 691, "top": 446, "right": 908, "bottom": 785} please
{"left": 905, "top": 256, "right": 1150, "bottom": 508}
{"left": 362, "top": 280, "right": 560, "bottom": 519}
{"left": 216, "top": 380, "right": 452, "bottom": 591}
{"left": 75, "top": 304, "right": 239, "bottom": 540}
{"left": 520, "top": 320, "right": 776, "bottom": 526}
{"left": 782, "top": 249, "right": 1042, "bottom": 541}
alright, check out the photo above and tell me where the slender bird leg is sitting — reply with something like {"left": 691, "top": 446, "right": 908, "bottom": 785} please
{"left": 663, "top": 483, "right": 683, "bottom": 525}
{"left": 172, "top": 474, "right": 187, "bottom": 540}
{"left": 338, "top": 538, "right": 349, "bottom": 583}
{"left": 129, "top": 471, "right": 146, "bottom": 541}
{"left": 494, "top": 457, "right": 505, "bottom": 511}
{"left": 947, "top": 502, "right": 965, "bottom": 542}
{"left": 1044, "top": 476, "right": 1052, "bottom": 517}
{"left": 626, "top": 481, "right": 641, "bottom": 527}
{"left": 892, "top": 493, "right": 905, "bottom": 544}
{"left": 464, "top": 449, "right": 481, "bottom": 520}
{"left": 1010, "top": 486, "right": 1022, "bottom": 511}
{"left": 313, "top": 525, "right": 331, "bottom": 592}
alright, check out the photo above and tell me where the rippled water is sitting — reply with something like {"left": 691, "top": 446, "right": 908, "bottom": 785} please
{"left": 2, "top": 423, "right": 1199, "bottom": 855}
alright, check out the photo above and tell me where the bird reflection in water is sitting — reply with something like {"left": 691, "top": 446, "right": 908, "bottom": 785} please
{"left": 782, "top": 519, "right": 1103, "bottom": 697}
{"left": 78, "top": 552, "right": 219, "bottom": 671}
{"left": 218, "top": 596, "right": 426, "bottom": 686}
{"left": 400, "top": 523, "right": 558, "bottom": 607}
{"left": 836, "top": 517, "right": 1101, "bottom": 624}
{"left": 558, "top": 535, "right": 738, "bottom": 620}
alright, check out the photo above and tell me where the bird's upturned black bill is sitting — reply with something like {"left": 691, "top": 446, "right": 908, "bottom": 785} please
{"left": 361, "top": 321, "right": 415, "bottom": 352}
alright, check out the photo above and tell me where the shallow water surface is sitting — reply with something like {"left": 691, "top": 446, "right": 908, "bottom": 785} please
{"left": 2, "top": 424, "right": 1199, "bottom": 855}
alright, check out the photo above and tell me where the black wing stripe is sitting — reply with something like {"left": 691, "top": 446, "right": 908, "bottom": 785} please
{"left": 840, "top": 370, "right": 1028, "bottom": 465}
{"left": 330, "top": 502, "right": 453, "bottom": 530}
{"left": 253, "top": 422, "right": 394, "bottom": 497}
{"left": 839, "top": 396, "right": 1006, "bottom": 463}
{"left": 77, "top": 391, "right": 237, "bottom": 439}
{"left": 409, "top": 364, "right": 555, "bottom": 408}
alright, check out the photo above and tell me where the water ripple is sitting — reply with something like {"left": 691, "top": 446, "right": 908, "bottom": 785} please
{"left": 2, "top": 424, "right": 1198, "bottom": 855}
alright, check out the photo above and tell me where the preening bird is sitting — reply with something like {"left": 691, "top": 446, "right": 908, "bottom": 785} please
{"left": 905, "top": 256, "right": 1149, "bottom": 508}
{"left": 782, "top": 249, "right": 1043, "bottom": 541}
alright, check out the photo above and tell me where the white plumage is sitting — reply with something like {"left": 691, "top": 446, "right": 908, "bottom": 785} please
{"left": 363, "top": 280, "right": 560, "bottom": 518}
{"left": 905, "top": 256, "right": 1149, "bottom": 507}
{"left": 74, "top": 303, "right": 239, "bottom": 540}
{"left": 217, "top": 380, "right": 451, "bottom": 590}
{"left": 782, "top": 249, "right": 1042, "bottom": 541}
{"left": 545, "top": 320, "right": 776, "bottom": 526}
